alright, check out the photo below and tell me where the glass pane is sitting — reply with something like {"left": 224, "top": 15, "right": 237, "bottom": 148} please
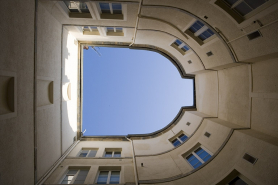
{"left": 107, "top": 27, "right": 114, "bottom": 32}
{"left": 61, "top": 180, "right": 71, "bottom": 184}
{"left": 88, "top": 150, "right": 97, "bottom": 157}
{"left": 97, "top": 171, "right": 109, "bottom": 184}
{"left": 99, "top": 3, "right": 110, "bottom": 13}
{"left": 234, "top": 2, "right": 252, "bottom": 16}
{"left": 224, "top": 0, "right": 238, "bottom": 6}
{"left": 67, "top": 170, "right": 78, "bottom": 175}
{"left": 105, "top": 152, "right": 113, "bottom": 157}
{"left": 189, "top": 21, "right": 204, "bottom": 33}
{"left": 182, "top": 45, "right": 190, "bottom": 51}
{"left": 79, "top": 150, "right": 89, "bottom": 157}
{"left": 178, "top": 134, "right": 188, "bottom": 142}
{"left": 174, "top": 39, "right": 182, "bottom": 46}
{"left": 112, "top": 3, "right": 122, "bottom": 14}
{"left": 245, "top": 0, "right": 266, "bottom": 9}
{"left": 116, "top": 28, "right": 123, "bottom": 32}
{"left": 79, "top": 2, "right": 89, "bottom": 13}
{"left": 186, "top": 154, "right": 202, "bottom": 169}
{"left": 172, "top": 139, "right": 181, "bottom": 147}
{"left": 228, "top": 176, "right": 248, "bottom": 185}
{"left": 110, "top": 171, "right": 120, "bottom": 184}
{"left": 114, "top": 152, "right": 121, "bottom": 157}
{"left": 195, "top": 148, "right": 211, "bottom": 162}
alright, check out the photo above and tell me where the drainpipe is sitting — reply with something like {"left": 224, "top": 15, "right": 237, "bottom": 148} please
{"left": 35, "top": 140, "right": 80, "bottom": 185}
{"left": 129, "top": 0, "right": 142, "bottom": 46}
{"left": 126, "top": 137, "right": 139, "bottom": 185}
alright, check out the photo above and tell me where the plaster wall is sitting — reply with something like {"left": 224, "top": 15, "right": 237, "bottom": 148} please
{"left": 0, "top": 1, "right": 35, "bottom": 185}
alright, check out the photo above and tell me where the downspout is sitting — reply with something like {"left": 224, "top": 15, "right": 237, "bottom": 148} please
{"left": 126, "top": 137, "right": 139, "bottom": 185}
{"left": 129, "top": 0, "right": 142, "bottom": 46}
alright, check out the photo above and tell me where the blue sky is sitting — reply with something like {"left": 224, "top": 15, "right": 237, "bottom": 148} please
{"left": 82, "top": 47, "right": 193, "bottom": 135}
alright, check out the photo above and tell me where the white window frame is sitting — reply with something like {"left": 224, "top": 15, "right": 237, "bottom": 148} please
{"left": 95, "top": 170, "right": 121, "bottom": 184}
{"left": 210, "top": 0, "right": 278, "bottom": 28}
{"left": 102, "top": 27, "right": 125, "bottom": 37}
{"left": 170, "top": 38, "right": 192, "bottom": 56}
{"left": 91, "top": 2, "right": 127, "bottom": 21}
{"left": 77, "top": 149, "right": 98, "bottom": 157}
{"left": 169, "top": 131, "right": 189, "bottom": 147}
{"left": 103, "top": 150, "right": 122, "bottom": 157}
{"left": 56, "top": 1, "right": 96, "bottom": 19}
{"left": 184, "top": 146, "right": 213, "bottom": 169}
{"left": 60, "top": 169, "right": 89, "bottom": 184}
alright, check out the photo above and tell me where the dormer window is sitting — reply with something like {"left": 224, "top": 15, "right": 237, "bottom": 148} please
{"left": 98, "top": 3, "right": 123, "bottom": 20}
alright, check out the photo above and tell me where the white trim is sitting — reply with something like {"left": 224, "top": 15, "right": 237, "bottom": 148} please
{"left": 92, "top": 2, "right": 127, "bottom": 21}
{"left": 194, "top": 26, "right": 208, "bottom": 36}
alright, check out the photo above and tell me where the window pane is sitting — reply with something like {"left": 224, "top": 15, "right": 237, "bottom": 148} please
{"left": 97, "top": 171, "right": 109, "bottom": 184}
{"left": 228, "top": 176, "right": 248, "bottom": 185}
{"left": 178, "top": 134, "right": 188, "bottom": 142}
{"left": 234, "top": 2, "right": 252, "bottom": 16}
{"left": 186, "top": 154, "right": 202, "bottom": 169}
{"left": 174, "top": 39, "right": 182, "bottom": 46}
{"left": 195, "top": 148, "right": 212, "bottom": 162}
{"left": 62, "top": 175, "right": 74, "bottom": 184}
{"left": 189, "top": 21, "right": 204, "bottom": 33}
{"left": 182, "top": 45, "right": 190, "bottom": 52}
{"left": 67, "top": 170, "right": 78, "bottom": 175}
{"left": 79, "top": 150, "right": 89, "bottom": 157}
{"left": 105, "top": 152, "right": 113, "bottom": 157}
{"left": 99, "top": 3, "right": 110, "bottom": 13}
{"left": 116, "top": 28, "right": 123, "bottom": 32}
{"left": 245, "top": 0, "right": 267, "bottom": 9}
{"left": 114, "top": 152, "right": 121, "bottom": 157}
{"left": 107, "top": 27, "right": 114, "bottom": 32}
{"left": 110, "top": 171, "right": 120, "bottom": 184}
{"left": 112, "top": 3, "right": 122, "bottom": 14}
{"left": 172, "top": 138, "right": 181, "bottom": 147}
{"left": 223, "top": 0, "right": 238, "bottom": 6}
{"left": 79, "top": 2, "right": 89, "bottom": 13}
{"left": 88, "top": 150, "right": 97, "bottom": 157}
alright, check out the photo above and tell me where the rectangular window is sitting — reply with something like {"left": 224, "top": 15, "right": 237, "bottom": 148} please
{"left": 106, "top": 27, "right": 124, "bottom": 36}
{"left": 64, "top": 1, "right": 90, "bottom": 13}
{"left": 99, "top": 2, "right": 123, "bottom": 20}
{"left": 215, "top": 0, "right": 270, "bottom": 23}
{"left": 97, "top": 171, "right": 120, "bottom": 184}
{"left": 78, "top": 149, "right": 98, "bottom": 157}
{"left": 170, "top": 131, "right": 188, "bottom": 147}
{"left": 61, "top": 168, "right": 89, "bottom": 184}
{"left": 171, "top": 39, "right": 190, "bottom": 55}
{"left": 104, "top": 150, "right": 121, "bottom": 157}
{"left": 185, "top": 147, "right": 212, "bottom": 169}
{"left": 185, "top": 20, "right": 215, "bottom": 44}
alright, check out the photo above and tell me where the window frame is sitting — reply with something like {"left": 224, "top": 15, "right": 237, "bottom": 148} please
{"left": 103, "top": 149, "right": 122, "bottom": 158}
{"left": 57, "top": 1, "right": 94, "bottom": 19}
{"left": 92, "top": 2, "right": 127, "bottom": 20}
{"left": 184, "top": 146, "right": 213, "bottom": 169}
{"left": 212, "top": 0, "right": 278, "bottom": 26}
{"left": 170, "top": 39, "right": 191, "bottom": 56}
{"left": 77, "top": 148, "right": 98, "bottom": 157}
{"left": 60, "top": 168, "right": 89, "bottom": 184}
{"left": 184, "top": 20, "right": 216, "bottom": 46}
{"left": 169, "top": 131, "right": 189, "bottom": 147}
{"left": 96, "top": 170, "right": 121, "bottom": 184}
{"left": 105, "top": 27, "right": 125, "bottom": 36}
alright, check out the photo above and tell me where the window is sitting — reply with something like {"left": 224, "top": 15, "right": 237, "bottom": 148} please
{"left": 185, "top": 20, "right": 215, "bottom": 45}
{"left": 106, "top": 27, "right": 124, "bottom": 36}
{"left": 77, "top": 149, "right": 98, "bottom": 157}
{"left": 104, "top": 149, "right": 121, "bottom": 157}
{"left": 216, "top": 169, "right": 255, "bottom": 185}
{"left": 170, "top": 39, "right": 190, "bottom": 55}
{"left": 82, "top": 26, "right": 100, "bottom": 35}
{"left": 170, "top": 132, "right": 188, "bottom": 147}
{"left": 185, "top": 147, "right": 212, "bottom": 169}
{"left": 228, "top": 176, "right": 248, "bottom": 185}
{"left": 60, "top": 168, "right": 89, "bottom": 184}
{"left": 98, "top": 3, "right": 123, "bottom": 20}
{"left": 215, "top": 0, "right": 270, "bottom": 23}
{"left": 63, "top": 1, "right": 92, "bottom": 18}
{"left": 97, "top": 171, "right": 120, "bottom": 184}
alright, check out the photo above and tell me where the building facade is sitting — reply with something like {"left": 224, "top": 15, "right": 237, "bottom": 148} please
{"left": 1, "top": 0, "right": 278, "bottom": 184}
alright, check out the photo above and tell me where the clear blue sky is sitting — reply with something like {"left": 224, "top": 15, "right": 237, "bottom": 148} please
{"left": 83, "top": 47, "right": 193, "bottom": 135}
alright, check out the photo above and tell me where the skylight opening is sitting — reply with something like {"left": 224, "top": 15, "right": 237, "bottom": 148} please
{"left": 82, "top": 47, "right": 194, "bottom": 136}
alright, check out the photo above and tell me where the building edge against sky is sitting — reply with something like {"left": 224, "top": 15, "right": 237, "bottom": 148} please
{"left": 0, "top": 0, "right": 278, "bottom": 185}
